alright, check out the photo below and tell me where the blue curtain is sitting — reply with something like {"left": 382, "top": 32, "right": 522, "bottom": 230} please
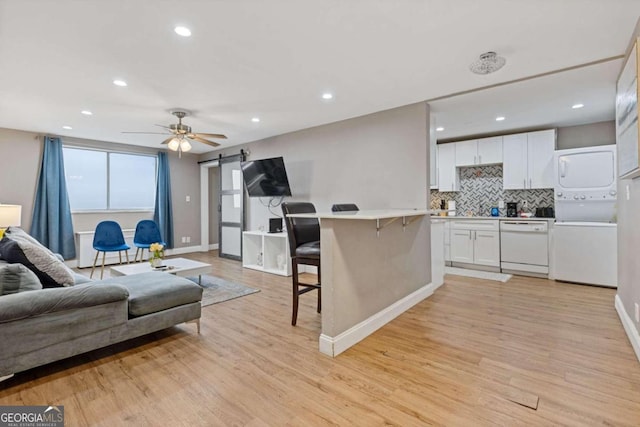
{"left": 154, "top": 152, "right": 174, "bottom": 248}
{"left": 31, "top": 136, "right": 76, "bottom": 259}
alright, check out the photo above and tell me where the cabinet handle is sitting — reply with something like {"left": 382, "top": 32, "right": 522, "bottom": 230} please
{"left": 474, "top": 155, "right": 477, "bottom": 164}
{"left": 474, "top": 231, "right": 477, "bottom": 240}
{"left": 529, "top": 178, "right": 532, "bottom": 188}
{"left": 523, "top": 178, "right": 526, "bottom": 188}
{"left": 469, "top": 232, "right": 471, "bottom": 240}
{"left": 479, "top": 155, "right": 482, "bottom": 164}
{"left": 451, "top": 182, "right": 454, "bottom": 191}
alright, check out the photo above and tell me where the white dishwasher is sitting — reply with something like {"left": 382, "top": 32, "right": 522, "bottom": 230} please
{"left": 500, "top": 221, "right": 549, "bottom": 276}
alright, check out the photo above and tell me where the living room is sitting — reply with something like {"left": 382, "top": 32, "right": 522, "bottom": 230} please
{"left": 2, "top": 1, "right": 640, "bottom": 425}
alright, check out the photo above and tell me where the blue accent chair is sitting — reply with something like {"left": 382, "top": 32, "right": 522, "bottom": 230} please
{"left": 91, "top": 221, "right": 130, "bottom": 279}
{"left": 133, "top": 220, "right": 166, "bottom": 262}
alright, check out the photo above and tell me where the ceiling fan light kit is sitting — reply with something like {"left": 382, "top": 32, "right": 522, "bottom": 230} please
{"left": 469, "top": 51, "right": 506, "bottom": 75}
{"left": 123, "top": 110, "right": 227, "bottom": 157}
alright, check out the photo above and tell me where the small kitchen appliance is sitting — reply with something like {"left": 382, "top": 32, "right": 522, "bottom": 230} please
{"left": 535, "top": 207, "right": 555, "bottom": 218}
{"left": 506, "top": 202, "right": 518, "bottom": 217}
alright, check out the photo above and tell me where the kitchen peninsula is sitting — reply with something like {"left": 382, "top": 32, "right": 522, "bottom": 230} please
{"left": 286, "top": 209, "right": 436, "bottom": 357}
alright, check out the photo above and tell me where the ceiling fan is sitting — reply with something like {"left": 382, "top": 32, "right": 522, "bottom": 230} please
{"left": 123, "top": 110, "right": 227, "bottom": 155}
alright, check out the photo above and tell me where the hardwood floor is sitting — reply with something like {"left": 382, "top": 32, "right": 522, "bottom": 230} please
{"left": 1, "top": 252, "right": 640, "bottom": 426}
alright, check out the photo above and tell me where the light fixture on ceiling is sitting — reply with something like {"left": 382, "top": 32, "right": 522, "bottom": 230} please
{"left": 322, "top": 93, "right": 333, "bottom": 100}
{"left": 251, "top": 117, "right": 260, "bottom": 123}
{"left": 174, "top": 26, "right": 192, "bottom": 37}
{"left": 167, "top": 136, "right": 192, "bottom": 157}
{"left": 62, "top": 125, "right": 73, "bottom": 130}
{"left": 572, "top": 103, "right": 585, "bottom": 109}
{"left": 495, "top": 116, "right": 506, "bottom": 122}
{"left": 113, "top": 79, "right": 127, "bottom": 87}
{"left": 470, "top": 51, "right": 506, "bottom": 75}
{"left": 81, "top": 110, "right": 93, "bottom": 115}
{"left": 436, "top": 127, "right": 445, "bottom": 132}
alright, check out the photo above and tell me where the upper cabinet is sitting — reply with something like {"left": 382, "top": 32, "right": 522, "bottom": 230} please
{"left": 503, "top": 129, "right": 555, "bottom": 190}
{"left": 437, "top": 143, "right": 459, "bottom": 192}
{"left": 454, "top": 137, "right": 503, "bottom": 167}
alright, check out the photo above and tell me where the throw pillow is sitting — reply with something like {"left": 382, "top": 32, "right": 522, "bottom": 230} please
{"left": 0, "top": 263, "right": 42, "bottom": 295}
{"left": 0, "top": 237, "right": 75, "bottom": 288}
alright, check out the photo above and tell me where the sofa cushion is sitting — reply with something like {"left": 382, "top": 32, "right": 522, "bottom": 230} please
{"left": 0, "top": 283, "right": 129, "bottom": 323}
{"left": 0, "top": 263, "right": 43, "bottom": 295}
{"left": 0, "top": 235, "right": 75, "bottom": 288}
{"left": 98, "top": 272, "right": 203, "bottom": 317}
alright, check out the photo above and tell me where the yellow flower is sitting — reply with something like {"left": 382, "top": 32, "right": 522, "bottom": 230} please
{"left": 149, "top": 242, "right": 164, "bottom": 253}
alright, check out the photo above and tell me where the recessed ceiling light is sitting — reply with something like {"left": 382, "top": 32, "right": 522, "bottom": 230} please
{"left": 436, "top": 127, "right": 445, "bottom": 132}
{"left": 572, "top": 103, "right": 584, "bottom": 109}
{"left": 322, "top": 93, "right": 333, "bottom": 100}
{"left": 81, "top": 110, "right": 93, "bottom": 116}
{"left": 495, "top": 116, "right": 506, "bottom": 121}
{"left": 62, "top": 125, "right": 73, "bottom": 130}
{"left": 174, "top": 26, "right": 192, "bottom": 37}
{"left": 113, "top": 79, "right": 127, "bottom": 87}
{"left": 251, "top": 117, "right": 260, "bottom": 123}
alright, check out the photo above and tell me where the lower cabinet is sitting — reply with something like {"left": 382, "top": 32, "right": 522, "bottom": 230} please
{"left": 242, "top": 231, "right": 292, "bottom": 276}
{"left": 449, "top": 220, "right": 500, "bottom": 268}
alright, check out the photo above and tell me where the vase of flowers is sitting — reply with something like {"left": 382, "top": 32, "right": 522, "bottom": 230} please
{"left": 149, "top": 242, "right": 164, "bottom": 268}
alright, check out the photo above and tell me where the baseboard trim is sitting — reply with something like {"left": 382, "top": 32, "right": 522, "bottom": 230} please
{"left": 208, "top": 243, "right": 219, "bottom": 251}
{"left": 165, "top": 245, "right": 205, "bottom": 256}
{"left": 615, "top": 294, "right": 640, "bottom": 363}
{"left": 319, "top": 282, "right": 436, "bottom": 357}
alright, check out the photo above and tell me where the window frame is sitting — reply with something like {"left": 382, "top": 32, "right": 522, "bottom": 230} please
{"left": 63, "top": 145, "right": 158, "bottom": 213}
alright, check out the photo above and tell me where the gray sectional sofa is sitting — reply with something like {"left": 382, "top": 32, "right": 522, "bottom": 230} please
{"left": 0, "top": 268, "right": 203, "bottom": 380}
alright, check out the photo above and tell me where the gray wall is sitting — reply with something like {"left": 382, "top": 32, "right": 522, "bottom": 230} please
{"left": 201, "top": 102, "right": 430, "bottom": 231}
{"left": 557, "top": 121, "right": 616, "bottom": 150}
{"left": 617, "top": 20, "right": 640, "bottom": 348}
{"left": 0, "top": 127, "right": 201, "bottom": 256}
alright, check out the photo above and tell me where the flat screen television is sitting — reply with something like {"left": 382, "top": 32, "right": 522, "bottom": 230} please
{"left": 240, "top": 156, "right": 292, "bottom": 197}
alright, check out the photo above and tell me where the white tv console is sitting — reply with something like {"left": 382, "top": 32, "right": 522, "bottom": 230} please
{"left": 242, "top": 231, "right": 292, "bottom": 276}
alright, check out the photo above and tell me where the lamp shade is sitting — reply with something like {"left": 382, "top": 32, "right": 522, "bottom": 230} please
{"left": 168, "top": 137, "right": 180, "bottom": 151}
{"left": 0, "top": 204, "right": 21, "bottom": 228}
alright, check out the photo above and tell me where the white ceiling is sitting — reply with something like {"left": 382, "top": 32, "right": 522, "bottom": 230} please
{"left": 0, "top": 1, "right": 638, "bottom": 153}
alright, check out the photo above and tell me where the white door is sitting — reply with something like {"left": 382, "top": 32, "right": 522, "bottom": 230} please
{"left": 437, "top": 143, "right": 458, "bottom": 192}
{"left": 473, "top": 231, "right": 500, "bottom": 267}
{"left": 477, "top": 136, "right": 503, "bottom": 165}
{"left": 450, "top": 230, "right": 473, "bottom": 263}
{"left": 527, "top": 129, "right": 555, "bottom": 189}
{"left": 455, "top": 140, "right": 478, "bottom": 166}
{"left": 503, "top": 133, "right": 528, "bottom": 189}
{"left": 219, "top": 154, "right": 245, "bottom": 260}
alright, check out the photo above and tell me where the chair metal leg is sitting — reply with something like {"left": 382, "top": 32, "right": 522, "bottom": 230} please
{"left": 100, "top": 252, "right": 106, "bottom": 279}
{"left": 317, "top": 263, "right": 321, "bottom": 313}
{"left": 134, "top": 248, "right": 140, "bottom": 262}
{"left": 90, "top": 251, "right": 100, "bottom": 278}
{"left": 125, "top": 250, "right": 130, "bottom": 264}
{"left": 291, "top": 261, "right": 299, "bottom": 326}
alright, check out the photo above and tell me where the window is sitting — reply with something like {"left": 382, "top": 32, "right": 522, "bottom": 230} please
{"left": 63, "top": 147, "right": 157, "bottom": 211}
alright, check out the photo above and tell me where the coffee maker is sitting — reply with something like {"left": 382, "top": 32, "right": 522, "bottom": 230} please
{"left": 506, "top": 202, "right": 518, "bottom": 217}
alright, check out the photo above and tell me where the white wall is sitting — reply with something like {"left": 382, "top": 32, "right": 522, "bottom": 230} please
{"left": 556, "top": 121, "right": 616, "bottom": 150}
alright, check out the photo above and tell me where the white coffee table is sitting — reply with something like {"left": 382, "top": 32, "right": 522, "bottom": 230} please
{"left": 109, "top": 257, "right": 211, "bottom": 285}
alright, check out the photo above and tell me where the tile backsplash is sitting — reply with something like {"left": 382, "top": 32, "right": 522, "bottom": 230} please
{"left": 430, "top": 165, "right": 554, "bottom": 216}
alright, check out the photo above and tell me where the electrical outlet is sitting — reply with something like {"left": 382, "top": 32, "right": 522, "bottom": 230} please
{"left": 186, "top": 195, "right": 191, "bottom": 202}
{"left": 186, "top": 236, "right": 191, "bottom": 243}
{"left": 635, "top": 303, "right": 639, "bottom": 323}
{"left": 498, "top": 201, "right": 504, "bottom": 209}
{"left": 181, "top": 236, "right": 186, "bottom": 243}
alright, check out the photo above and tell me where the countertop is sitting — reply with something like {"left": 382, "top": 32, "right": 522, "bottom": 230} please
{"left": 431, "top": 215, "right": 555, "bottom": 222}
{"left": 287, "top": 209, "right": 431, "bottom": 220}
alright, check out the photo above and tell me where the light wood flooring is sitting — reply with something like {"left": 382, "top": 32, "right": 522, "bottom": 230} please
{"left": 1, "top": 252, "right": 640, "bottom": 426}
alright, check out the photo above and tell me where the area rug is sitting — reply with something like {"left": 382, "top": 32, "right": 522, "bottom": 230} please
{"left": 186, "top": 275, "right": 260, "bottom": 307}
{"left": 445, "top": 266, "right": 512, "bottom": 283}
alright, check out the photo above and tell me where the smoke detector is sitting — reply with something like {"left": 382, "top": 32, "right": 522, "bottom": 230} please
{"left": 469, "top": 51, "right": 506, "bottom": 75}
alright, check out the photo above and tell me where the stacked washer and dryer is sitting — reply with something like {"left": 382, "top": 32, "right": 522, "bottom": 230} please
{"left": 552, "top": 144, "right": 618, "bottom": 287}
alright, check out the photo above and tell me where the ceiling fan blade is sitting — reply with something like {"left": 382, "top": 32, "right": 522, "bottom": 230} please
{"left": 160, "top": 136, "right": 176, "bottom": 145}
{"left": 190, "top": 135, "right": 220, "bottom": 147}
{"left": 122, "top": 131, "right": 172, "bottom": 135}
{"left": 193, "top": 132, "right": 227, "bottom": 139}
{"left": 154, "top": 124, "right": 172, "bottom": 130}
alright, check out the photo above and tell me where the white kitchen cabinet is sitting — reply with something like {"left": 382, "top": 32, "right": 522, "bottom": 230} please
{"left": 503, "top": 130, "right": 555, "bottom": 190}
{"left": 449, "top": 220, "right": 500, "bottom": 268}
{"left": 444, "top": 220, "right": 451, "bottom": 264}
{"left": 454, "top": 137, "right": 502, "bottom": 167}
{"left": 437, "top": 143, "right": 459, "bottom": 192}
{"left": 455, "top": 140, "right": 478, "bottom": 166}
